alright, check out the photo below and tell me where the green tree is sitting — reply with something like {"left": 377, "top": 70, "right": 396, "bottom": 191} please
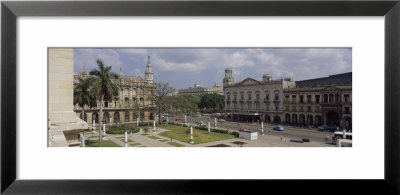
{"left": 89, "top": 59, "right": 119, "bottom": 146}
{"left": 74, "top": 77, "right": 95, "bottom": 122}
{"left": 199, "top": 93, "right": 225, "bottom": 113}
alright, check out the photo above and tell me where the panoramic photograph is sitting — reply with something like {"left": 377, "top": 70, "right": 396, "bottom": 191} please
{"left": 48, "top": 48, "right": 352, "bottom": 147}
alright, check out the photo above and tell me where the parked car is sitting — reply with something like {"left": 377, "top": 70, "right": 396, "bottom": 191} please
{"left": 197, "top": 121, "right": 207, "bottom": 127}
{"left": 175, "top": 117, "right": 182, "bottom": 121}
{"left": 318, "top": 125, "right": 339, "bottom": 131}
{"left": 193, "top": 114, "right": 200, "bottom": 118}
{"left": 217, "top": 118, "right": 225, "bottom": 123}
{"left": 273, "top": 125, "right": 284, "bottom": 131}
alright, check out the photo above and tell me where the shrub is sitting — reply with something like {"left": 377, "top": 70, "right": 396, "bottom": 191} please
{"left": 106, "top": 124, "right": 140, "bottom": 134}
{"left": 230, "top": 132, "right": 239, "bottom": 137}
{"left": 143, "top": 127, "right": 149, "bottom": 134}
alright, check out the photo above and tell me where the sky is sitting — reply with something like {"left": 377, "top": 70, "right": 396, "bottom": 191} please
{"left": 74, "top": 48, "right": 352, "bottom": 90}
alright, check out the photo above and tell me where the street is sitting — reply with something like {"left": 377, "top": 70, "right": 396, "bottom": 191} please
{"left": 166, "top": 115, "right": 334, "bottom": 144}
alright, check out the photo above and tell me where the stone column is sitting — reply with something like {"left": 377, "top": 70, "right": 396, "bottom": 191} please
{"left": 153, "top": 120, "right": 156, "bottom": 133}
{"left": 120, "top": 112, "right": 125, "bottom": 123}
{"left": 80, "top": 133, "right": 85, "bottom": 147}
{"left": 124, "top": 131, "right": 128, "bottom": 143}
{"left": 87, "top": 113, "right": 93, "bottom": 125}
{"left": 190, "top": 126, "right": 194, "bottom": 144}
{"left": 129, "top": 111, "right": 134, "bottom": 122}
{"left": 261, "top": 122, "right": 264, "bottom": 135}
{"left": 48, "top": 48, "right": 88, "bottom": 147}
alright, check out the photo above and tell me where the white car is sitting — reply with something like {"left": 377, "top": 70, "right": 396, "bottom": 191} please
{"left": 197, "top": 121, "right": 207, "bottom": 127}
{"left": 217, "top": 119, "right": 225, "bottom": 123}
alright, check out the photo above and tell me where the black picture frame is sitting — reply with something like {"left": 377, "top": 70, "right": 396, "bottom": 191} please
{"left": 1, "top": 1, "right": 400, "bottom": 194}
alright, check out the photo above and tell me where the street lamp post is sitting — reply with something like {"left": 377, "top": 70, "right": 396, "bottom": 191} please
{"left": 153, "top": 120, "right": 156, "bottom": 133}
{"left": 189, "top": 126, "right": 194, "bottom": 144}
{"left": 261, "top": 122, "right": 264, "bottom": 135}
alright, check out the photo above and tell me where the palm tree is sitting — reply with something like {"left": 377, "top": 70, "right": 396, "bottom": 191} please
{"left": 74, "top": 77, "right": 94, "bottom": 122}
{"left": 89, "top": 59, "right": 119, "bottom": 146}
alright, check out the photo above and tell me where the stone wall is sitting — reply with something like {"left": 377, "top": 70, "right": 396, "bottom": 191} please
{"left": 48, "top": 48, "right": 88, "bottom": 147}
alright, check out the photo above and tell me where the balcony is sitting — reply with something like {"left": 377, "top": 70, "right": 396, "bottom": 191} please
{"left": 264, "top": 99, "right": 270, "bottom": 103}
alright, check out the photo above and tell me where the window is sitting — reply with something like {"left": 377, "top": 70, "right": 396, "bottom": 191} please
{"left": 265, "top": 94, "right": 269, "bottom": 100}
{"left": 315, "top": 95, "right": 320, "bottom": 103}
{"left": 307, "top": 95, "right": 312, "bottom": 103}
{"left": 241, "top": 94, "right": 244, "bottom": 100}
{"left": 256, "top": 94, "right": 260, "bottom": 100}
{"left": 234, "top": 95, "right": 237, "bottom": 101}
{"left": 344, "top": 94, "right": 350, "bottom": 103}
{"left": 227, "top": 103, "right": 230, "bottom": 109}
{"left": 248, "top": 94, "right": 252, "bottom": 100}
{"left": 275, "top": 104, "right": 279, "bottom": 111}
{"left": 308, "top": 106, "right": 311, "bottom": 112}
{"left": 256, "top": 103, "right": 260, "bottom": 110}
{"left": 300, "top": 95, "right": 304, "bottom": 103}
{"left": 240, "top": 103, "right": 244, "bottom": 109}
{"left": 345, "top": 107, "right": 350, "bottom": 114}
{"left": 292, "top": 95, "right": 296, "bottom": 102}
{"left": 275, "top": 94, "right": 279, "bottom": 101}
{"left": 248, "top": 102, "right": 252, "bottom": 109}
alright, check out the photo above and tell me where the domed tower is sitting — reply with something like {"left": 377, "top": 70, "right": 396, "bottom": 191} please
{"left": 223, "top": 68, "right": 235, "bottom": 87}
{"left": 262, "top": 74, "right": 272, "bottom": 82}
{"left": 145, "top": 55, "right": 154, "bottom": 83}
{"left": 80, "top": 66, "right": 88, "bottom": 78}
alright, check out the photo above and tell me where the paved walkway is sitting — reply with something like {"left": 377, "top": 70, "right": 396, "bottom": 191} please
{"left": 105, "top": 134, "right": 126, "bottom": 147}
{"left": 86, "top": 127, "right": 333, "bottom": 147}
{"left": 128, "top": 132, "right": 173, "bottom": 147}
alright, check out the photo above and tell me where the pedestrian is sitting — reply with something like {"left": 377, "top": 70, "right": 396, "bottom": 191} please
{"left": 280, "top": 135, "right": 282, "bottom": 141}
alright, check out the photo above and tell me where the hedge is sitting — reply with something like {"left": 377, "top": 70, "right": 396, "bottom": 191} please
{"left": 106, "top": 124, "right": 140, "bottom": 134}
{"left": 166, "top": 123, "right": 239, "bottom": 138}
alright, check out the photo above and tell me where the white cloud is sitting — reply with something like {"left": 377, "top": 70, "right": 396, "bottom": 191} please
{"left": 74, "top": 49, "right": 123, "bottom": 73}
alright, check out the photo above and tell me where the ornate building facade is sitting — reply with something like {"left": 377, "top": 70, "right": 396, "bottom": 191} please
{"left": 283, "top": 72, "right": 352, "bottom": 129}
{"left": 223, "top": 68, "right": 296, "bottom": 123}
{"left": 223, "top": 68, "right": 352, "bottom": 130}
{"left": 178, "top": 83, "right": 223, "bottom": 96}
{"left": 73, "top": 56, "right": 156, "bottom": 125}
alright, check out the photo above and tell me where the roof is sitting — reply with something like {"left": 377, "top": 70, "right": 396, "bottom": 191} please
{"left": 283, "top": 85, "right": 352, "bottom": 93}
{"left": 295, "top": 72, "right": 352, "bottom": 87}
{"left": 122, "top": 76, "right": 144, "bottom": 83}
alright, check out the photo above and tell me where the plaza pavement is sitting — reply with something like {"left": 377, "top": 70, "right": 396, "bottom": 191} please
{"left": 85, "top": 126, "right": 334, "bottom": 147}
